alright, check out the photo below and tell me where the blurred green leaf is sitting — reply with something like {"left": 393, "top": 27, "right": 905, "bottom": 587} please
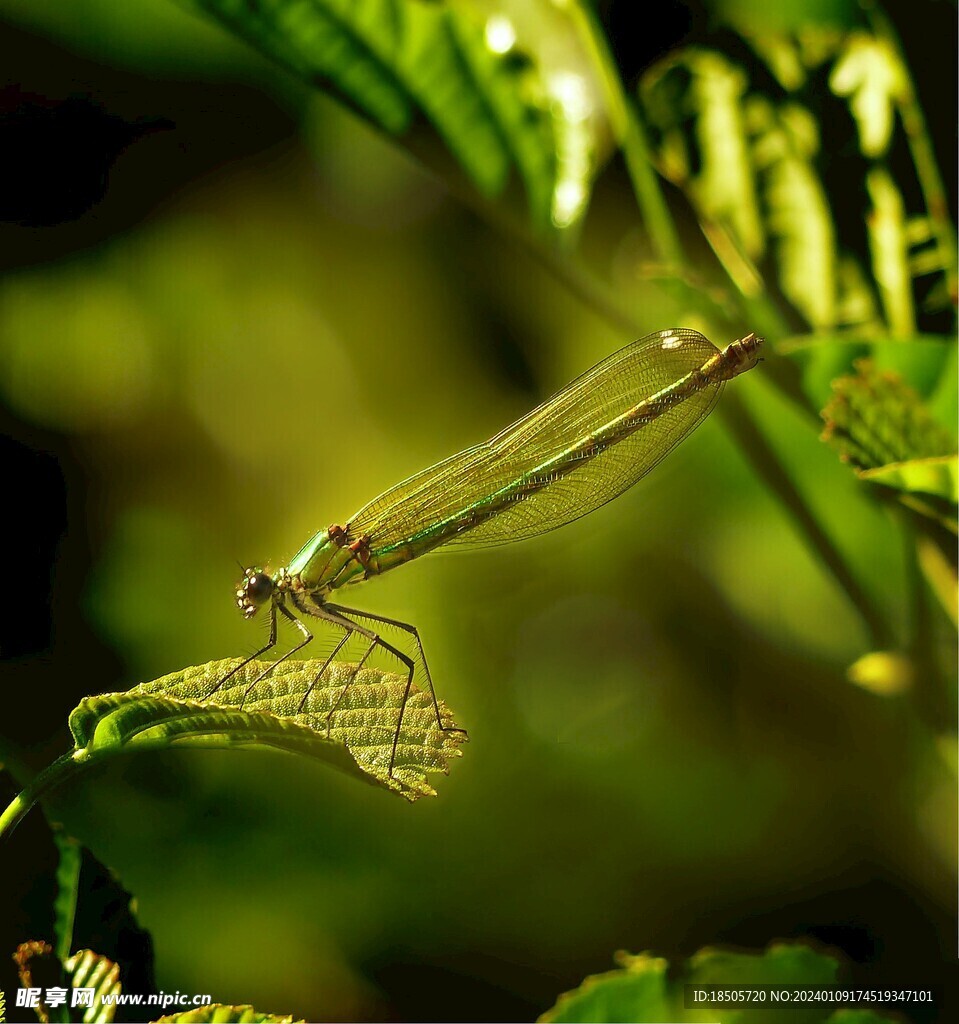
{"left": 639, "top": 24, "right": 955, "bottom": 341}
{"left": 748, "top": 96, "right": 838, "bottom": 329}
{"left": 69, "top": 658, "right": 465, "bottom": 801}
{"left": 52, "top": 833, "right": 82, "bottom": 964}
{"left": 154, "top": 1005, "right": 302, "bottom": 1022}
{"left": 918, "top": 535, "right": 959, "bottom": 626}
{"left": 539, "top": 952, "right": 671, "bottom": 1023}
{"left": 865, "top": 168, "right": 914, "bottom": 335}
{"left": 829, "top": 32, "right": 906, "bottom": 159}
{"left": 540, "top": 942, "right": 896, "bottom": 1024}
{"left": 846, "top": 650, "right": 914, "bottom": 696}
{"left": 821, "top": 359, "right": 957, "bottom": 471}
{"left": 859, "top": 455, "right": 958, "bottom": 505}
{"left": 64, "top": 949, "right": 122, "bottom": 1024}
{"left": 641, "top": 48, "right": 764, "bottom": 259}
{"left": 184, "top": 0, "right": 604, "bottom": 230}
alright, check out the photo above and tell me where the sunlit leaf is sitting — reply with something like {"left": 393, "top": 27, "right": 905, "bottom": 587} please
{"left": 829, "top": 32, "right": 906, "bottom": 158}
{"left": 866, "top": 168, "right": 914, "bottom": 335}
{"left": 69, "top": 658, "right": 466, "bottom": 801}
{"left": 184, "top": 0, "right": 605, "bottom": 230}
{"left": 639, "top": 24, "right": 954, "bottom": 340}
{"left": 64, "top": 950, "right": 122, "bottom": 1024}
{"left": 154, "top": 1005, "right": 302, "bottom": 1023}
{"left": 747, "top": 96, "right": 837, "bottom": 328}
{"left": 822, "top": 361, "right": 957, "bottom": 532}
{"left": 821, "top": 359, "right": 956, "bottom": 471}
{"left": 641, "top": 49, "right": 764, "bottom": 259}
{"left": 858, "top": 454, "right": 958, "bottom": 504}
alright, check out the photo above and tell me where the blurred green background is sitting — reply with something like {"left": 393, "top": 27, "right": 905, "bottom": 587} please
{"left": 0, "top": 1, "right": 955, "bottom": 1021}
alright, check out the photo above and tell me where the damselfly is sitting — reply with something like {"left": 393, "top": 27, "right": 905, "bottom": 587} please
{"left": 216, "top": 329, "right": 763, "bottom": 774}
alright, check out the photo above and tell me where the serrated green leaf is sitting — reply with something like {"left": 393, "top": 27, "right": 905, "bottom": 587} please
{"left": 185, "top": 0, "right": 603, "bottom": 230}
{"left": 540, "top": 943, "right": 874, "bottom": 1024}
{"left": 539, "top": 952, "right": 671, "bottom": 1023}
{"left": 154, "top": 1005, "right": 302, "bottom": 1023}
{"left": 69, "top": 658, "right": 465, "bottom": 801}
{"left": 690, "top": 942, "right": 838, "bottom": 982}
{"left": 64, "top": 949, "right": 122, "bottom": 1024}
{"left": 821, "top": 359, "right": 956, "bottom": 471}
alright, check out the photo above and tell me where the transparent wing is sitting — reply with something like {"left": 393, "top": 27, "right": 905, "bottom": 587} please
{"left": 348, "top": 329, "right": 723, "bottom": 552}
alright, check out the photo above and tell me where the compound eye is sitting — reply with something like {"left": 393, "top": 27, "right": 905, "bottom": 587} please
{"left": 247, "top": 572, "right": 273, "bottom": 604}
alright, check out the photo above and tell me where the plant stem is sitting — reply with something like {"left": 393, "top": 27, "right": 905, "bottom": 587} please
{"left": 0, "top": 750, "right": 87, "bottom": 844}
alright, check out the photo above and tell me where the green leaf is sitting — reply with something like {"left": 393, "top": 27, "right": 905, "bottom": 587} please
{"left": 64, "top": 949, "right": 122, "bottom": 1024}
{"left": 69, "top": 658, "right": 466, "bottom": 801}
{"left": 52, "top": 832, "right": 82, "bottom": 963}
{"left": 154, "top": 1005, "right": 302, "bottom": 1023}
{"left": 821, "top": 359, "right": 957, "bottom": 471}
{"left": 185, "top": 0, "right": 603, "bottom": 230}
{"left": 865, "top": 167, "right": 914, "bottom": 335}
{"left": 829, "top": 32, "right": 907, "bottom": 159}
{"left": 641, "top": 49, "right": 764, "bottom": 259}
{"left": 638, "top": 26, "right": 954, "bottom": 339}
{"left": 539, "top": 953, "right": 671, "bottom": 1023}
{"left": 539, "top": 943, "right": 897, "bottom": 1024}
{"left": 859, "top": 454, "right": 958, "bottom": 504}
{"left": 688, "top": 943, "right": 839, "bottom": 989}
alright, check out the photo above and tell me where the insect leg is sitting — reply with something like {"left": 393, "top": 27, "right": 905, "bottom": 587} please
{"left": 329, "top": 604, "right": 466, "bottom": 739}
{"left": 238, "top": 603, "right": 313, "bottom": 707}
{"left": 206, "top": 601, "right": 281, "bottom": 698}
{"left": 325, "top": 603, "right": 465, "bottom": 777}
{"left": 294, "top": 627, "right": 354, "bottom": 723}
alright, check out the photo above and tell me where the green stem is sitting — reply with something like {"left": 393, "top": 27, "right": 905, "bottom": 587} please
{"left": 0, "top": 750, "right": 88, "bottom": 844}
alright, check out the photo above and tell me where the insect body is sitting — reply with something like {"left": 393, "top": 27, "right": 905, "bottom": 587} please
{"left": 220, "top": 329, "right": 764, "bottom": 775}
